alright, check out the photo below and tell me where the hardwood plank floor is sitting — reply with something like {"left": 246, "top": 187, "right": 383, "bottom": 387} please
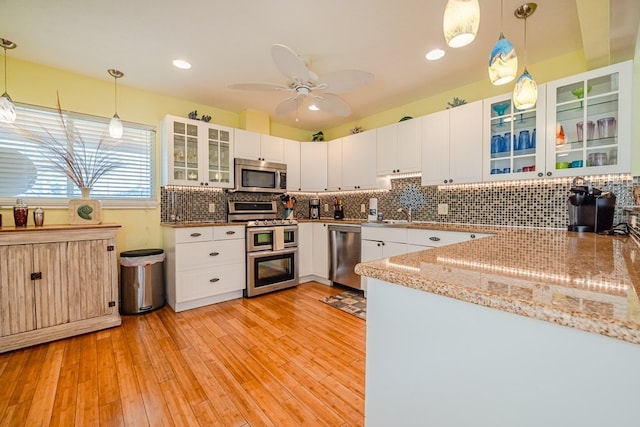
{"left": 0, "top": 282, "right": 365, "bottom": 426}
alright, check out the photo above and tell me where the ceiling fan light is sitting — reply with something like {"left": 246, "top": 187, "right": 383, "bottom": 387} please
{"left": 488, "top": 34, "right": 518, "bottom": 85}
{"left": 0, "top": 92, "right": 16, "bottom": 124}
{"left": 443, "top": 0, "right": 480, "bottom": 48}
{"left": 308, "top": 104, "right": 319, "bottom": 111}
{"left": 512, "top": 69, "right": 537, "bottom": 110}
{"left": 109, "top": 113, "right": 123, "bottom": 138}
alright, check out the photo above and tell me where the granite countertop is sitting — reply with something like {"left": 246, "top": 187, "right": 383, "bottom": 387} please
{"left": 356, "top": 226, "right": 640, "bottom": 345}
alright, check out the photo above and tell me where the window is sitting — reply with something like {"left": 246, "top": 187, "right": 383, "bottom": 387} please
{"left": 0, "top": 103, "right": 156, "bottom": 207}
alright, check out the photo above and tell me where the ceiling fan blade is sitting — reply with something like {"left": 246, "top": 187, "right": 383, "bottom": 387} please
{"left": 274, "top": 96, "right": 303, "bottom": 116}
{"left": 313, "top": 93, "right": 351, "bottom": 117}
{"left": 271, "top": 44, "right": 310, "bottom": 83}
{"left": 228, "top": 83, "right": 289, "bottom": 92}
{"left": 317, "top": 70, "right": 374, "bottom": 93}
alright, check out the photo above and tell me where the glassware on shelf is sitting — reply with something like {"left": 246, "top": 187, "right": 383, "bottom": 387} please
{"left": 13, "top": 198, "right": 28, "bottom": 227}
{"left": 492, "top": 101, "right": 511, "bottom": 125}
{"left": 556, "top": 124, "right": 565, "bottom": 145}
{"left": 597, "top": 117, "right": 616, "bottom": 138}
{"left": 576, "top": 121, "right": 594, "bottom": 141}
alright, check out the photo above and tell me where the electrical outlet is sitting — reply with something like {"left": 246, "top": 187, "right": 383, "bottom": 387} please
{"left": 361, "top": 204, "right": 366, "bottom": 213}
{"left": 324, "top": 203, "right": 329, "bottom": 212}
{"left": 208, "top": 203, "right": 215, "bottom": 213}
{"left": 437, "top": 203, "right": 449, "bottom": 215}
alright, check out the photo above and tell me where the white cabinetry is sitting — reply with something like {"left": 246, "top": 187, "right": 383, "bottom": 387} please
{"left": 421, "top": 101, "right": 483, "bottom": 185}
{"left": 234, "top": 129, "right": 285, "bottom": 163}
{"left": 283, "top": 138, "right": 301, "bottom": 191}
{"left": 377, "top": 118, "right": 422, "bottom": 176}
{"left": 361, "top": 226, "right": 409, "bottom": 290}
{"left": 298, "top": 223, "right": 314, "bottom": 278}
{"left": 161, "top": 115, "right": 233, "bottom": 188}
{"left": 164, "top": 225, "right": 245, "bottom": 312}
{"left": 545, "top": 61, "right": 632, "bottom": 177}
{"left": 483, "top": 90, "right": 546, "bottom": 181}
{"left": 342, "top": 129, "right": 386, "bottom": 190}
{"left": 327, "top": 139, "right": 343, "bottom": 191}
{"left": 312, "top": 222, "right": 329, "bottom": 279}
{"left": 300, "top": 142, "right": 328, "bottom": 192}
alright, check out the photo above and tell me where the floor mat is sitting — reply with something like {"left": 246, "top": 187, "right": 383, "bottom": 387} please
{"left": 320, "top": 290, "right": 366, "bottom": 320}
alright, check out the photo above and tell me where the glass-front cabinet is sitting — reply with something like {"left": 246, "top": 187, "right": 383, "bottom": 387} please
{"left": 483, "top": 89, "right": 546, "bottom": 181}
{"left": 161, "top": 115, "right": 234, "bottom": 188}
{"left": 545, "top": 61, "right": 632, "bottom": 177}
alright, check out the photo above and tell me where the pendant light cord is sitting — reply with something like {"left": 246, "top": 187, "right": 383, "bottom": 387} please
{"left": 523, "top": 14, "right": 528, "bottom": 68}
{"left": 2, "top": 47, "right": 7, "bottom": 94}
{"left": 113, "top": 76, "right": 118, "bottom": 115}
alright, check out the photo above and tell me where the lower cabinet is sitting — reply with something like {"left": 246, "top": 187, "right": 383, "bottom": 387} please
{"left": 0, "top": 226, "right": 121, "bottom": 353}
{"left": 312, "top": 223, "right": 329, "bottom": 280}
{"left": 164, "top": 225, "right": 245, "bottom": 312}
{"left": 298, "top": 223, "right": 314, "bottom": 278}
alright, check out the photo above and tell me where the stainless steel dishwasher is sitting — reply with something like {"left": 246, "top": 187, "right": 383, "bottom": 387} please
{"left": 328, "top": 224, "right": 362, "bottom": 290}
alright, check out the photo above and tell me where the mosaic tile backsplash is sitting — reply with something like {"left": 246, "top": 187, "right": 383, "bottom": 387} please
{"left": 161, "top": 174, "right": 637, "bottom": 229}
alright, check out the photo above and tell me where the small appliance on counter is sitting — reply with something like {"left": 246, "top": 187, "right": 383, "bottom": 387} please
{"left": 309, "top": 198, "right": 320, "bottom": 219}
{"left": 567, "top": 177, "right": 616, "bottom": 232}
{"left": 368, "top": 198, "right": 378, "bottom": 222}
{"left": 333, "top": 197, "right": 344, "bottom": 220}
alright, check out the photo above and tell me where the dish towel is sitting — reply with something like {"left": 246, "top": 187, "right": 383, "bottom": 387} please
{"left": 274, "top": 227, "right": 285, "bottom": 251}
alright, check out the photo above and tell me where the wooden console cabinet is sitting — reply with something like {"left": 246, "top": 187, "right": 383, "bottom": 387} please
{"left": 0, "top": 225, "right": 121, "bottom": 353}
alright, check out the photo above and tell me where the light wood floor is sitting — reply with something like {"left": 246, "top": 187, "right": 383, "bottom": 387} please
{"left": 0, "top": 282, "right": 365, "bottom": 426}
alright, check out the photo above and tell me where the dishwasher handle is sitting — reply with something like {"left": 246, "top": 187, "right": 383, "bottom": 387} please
{"left": 328, "top": 224, "right": 361, "bottom": 233}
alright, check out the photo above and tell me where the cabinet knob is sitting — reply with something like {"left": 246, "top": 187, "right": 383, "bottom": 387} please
{"left": 209, "top": 252, "right": 220, "bottom": 256}
{"left": 470, "top": 234, "right": 476, "bottom": 239}
{"left": 429, "top": 236, "right": 440, "bottom": 242}
{"left": 381, "top": 242, "right": 385, "bottom": 246}
{"left": 226, "top": 230, "right": 235, "bottom": 235}
{"left": 190, "top": 232, "right": 202, "bottom": 237}
{"left": 443, "top": 179, "right": 448, "bottom": 184}
{"left": 209, "top": 278, "right": 220, "bottom": 283}
{"left": 377, "top": 243, "right": 381, "bottom": 247}
{"left": 546, "top": 172, "right": 552, "bottom": 177}
{"left": 537, "top": 172, "right": 543, "bottom": 177}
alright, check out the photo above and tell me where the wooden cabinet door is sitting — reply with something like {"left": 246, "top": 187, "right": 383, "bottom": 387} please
{"left": 33, "top": 242, "right": 69, "bottom": 329}
{"left": 0, "top": 244, "right": 35, "bottom": 336}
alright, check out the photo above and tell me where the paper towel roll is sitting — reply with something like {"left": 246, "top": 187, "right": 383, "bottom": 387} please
{"left": 368, "top": 198, "right": 378, "bottom": 222}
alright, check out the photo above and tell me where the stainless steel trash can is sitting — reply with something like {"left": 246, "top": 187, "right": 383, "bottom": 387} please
{"left": 120, "top": 248, "right": 165, "bottom": 314}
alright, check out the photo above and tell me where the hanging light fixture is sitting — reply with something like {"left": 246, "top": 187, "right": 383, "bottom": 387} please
{"left": 0, "top": 38, "right": 17, "bottom": 124}
{"left": 512, "top": 3, "right": 538, "bottom": 110}
{"left": 107, "top": 68, "right": 124, "bottom": 139}
{"left": 488, "top": 0, "right": 518, "bottom": 85}
{"left": 443, "top": 0, "right": 480, "bottom": 48}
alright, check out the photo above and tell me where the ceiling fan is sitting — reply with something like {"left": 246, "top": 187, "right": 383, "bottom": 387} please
{"left": 229, "top": 44, "right": 374, "bottom": 118}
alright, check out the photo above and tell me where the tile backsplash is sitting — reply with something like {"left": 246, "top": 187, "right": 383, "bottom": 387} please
{"left": 161, "top": 174, "right": 636, "bottom": 229}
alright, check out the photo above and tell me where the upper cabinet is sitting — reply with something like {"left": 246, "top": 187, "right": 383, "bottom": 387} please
{"left": 283, "top": 138, "right": 301, "bottom": 191}
{"left": 342, "top": 129, "right": 387, "bottom": 190}
{"left": 483, "top": 89, "right": 546, "bottom": 181}
{"left": 376, "top": 118, "right": 422, "bottom": 176}
{"left": 421, "top": 101, "right": 483, "bottom": 186}
{"left": 161, "top": 115, "right": 233, "bottom": 188}
{"left": 327, "top": 138, "right": 343, "bottom": 191}
{"left": 300, "top": 142, "right": 328, "bottom": 192}
{"left": 545, "top": 61, "right": 632, "bottom": 177}
{"left": 234, "top": 129, "right": 285, "bottom": 163}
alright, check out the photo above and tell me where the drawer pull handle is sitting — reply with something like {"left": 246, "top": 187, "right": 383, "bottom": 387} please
{"left": 226, "top": 230, "right": 235, "bottom": 235}
{"left": 429, "top": 236, "right": 441, "bottom": 242}
{"left": 470, "top": 234, "right": 476, "bottom": 239}
{"left": 210, "top": 278, "right": 220, "bottom": 283}
{"left": 190, "top": 232, "right": 202, "bottom": 237}
{"left": 209, "top": 252, "right": 220, "bottom": 256}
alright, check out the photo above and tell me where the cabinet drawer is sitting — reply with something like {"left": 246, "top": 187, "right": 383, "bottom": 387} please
{"left": 213, "top": 225, "right": 244, "bottom": 240}
{"left": 176, "top": 239, "right": 244, "bottom": 270}
{"left": 361, "top": 226, "right": 407, "bottom": 242}
{"left": 175, "top": 227, "right": 214, "bottom": 243}
{"left": 176, "top": 263, "right": 245, "bottom": 302}
{"left": 407, "top": 229, "right": 490, "bottom": 247}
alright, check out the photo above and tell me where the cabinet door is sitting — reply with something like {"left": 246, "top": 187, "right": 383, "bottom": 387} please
{"left": 260, "top": 135, "right": 284, "bottom": 163}
{"left": 165, "top": 117, "right": 201, "bottom": 185}
{"left": 545, "top": 61, "right": 632, "bottom": 177}
{"left": 33, "top": 242, "right": 69, "bottom": 329}
{"left": 300, "top": 142, "right": 328, "bottom": 192}
{"left": 382, "top": 241, "right": 408, "bottom": 258}
{"left": 234, "top": 129, "right": 261, "bottom": 160}
{"left": 203, "top": 125, "right": 233, "bottom": 187}
{"left": 355, "top": 129, "right": 378, "bottom": 189}
{"left": 327, "top": 138, "right": 343, "bottom": 191}
{"left": 396, "top": 118, "right": 421, "bottom": 173}
{"left": 312, "top": 223, "right": 329, "bottom": 278}
{"left": 361, "top": 239, "right": 384, "bottom": 262}
{"left": 283, "top": 139, "right": 301, "bottom": 191}
{"left": 449, "top": 101, "right": 483, "bottom": 184}
{"left": 0, "top": 244, "right": 35, "bottom": 336}
{"left": 421, "top": 110, "right": 450, "bottom": 185}
{"left": 376, "top": 124, "right": 398, "bottom": 175}
{"left": 298, "top": 223, "right": 313, "bottom": 277}
{"left": 66, "top": 239, "right": 117, "bottom": 322}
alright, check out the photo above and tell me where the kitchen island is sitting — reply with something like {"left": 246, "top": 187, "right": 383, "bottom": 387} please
{"left": 355, "top": 225, "right": 640, "bottom": 427}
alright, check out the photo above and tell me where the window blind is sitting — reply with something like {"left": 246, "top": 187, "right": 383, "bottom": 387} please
{"left": 0, "top": 103, "right": 156, "bottom": 207}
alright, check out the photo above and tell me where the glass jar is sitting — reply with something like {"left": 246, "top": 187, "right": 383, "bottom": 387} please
{"left": 13, "top": 198, "right": 28, "bottom": 227}
{"left": 33, "top": 207, "right": 44, "bottom": 226}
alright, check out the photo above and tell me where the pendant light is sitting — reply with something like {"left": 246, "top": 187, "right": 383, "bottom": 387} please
{"left": 512, "top": 3, "right": 538, "bottom": 110}
{"left": 443, "top": 0, "right": 480, "bottom": 48}
{"left": 488, "top": 0, "right": 517, "bottom": 85}
{"left": 0, "top": 38, "right": 17, "bottom": 124}
{"left": 107, "top": 69, "right": 124, "bottom": 139}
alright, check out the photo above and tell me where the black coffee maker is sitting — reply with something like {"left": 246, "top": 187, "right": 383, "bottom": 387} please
{"left": 567, "top": 177, "right": 616, "bottom": 232}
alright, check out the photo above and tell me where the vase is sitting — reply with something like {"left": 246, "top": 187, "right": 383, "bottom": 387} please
{"left": 68, "top": 187, "right": 102, "bottom": 225}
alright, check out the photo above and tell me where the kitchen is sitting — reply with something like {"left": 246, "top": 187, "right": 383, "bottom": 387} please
{"left": 1, "top": 0, "right": 640, "bottom": 425}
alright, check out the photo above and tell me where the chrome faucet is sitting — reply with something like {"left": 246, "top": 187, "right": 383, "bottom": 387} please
{"left": 397, "top": 206, "right": 412, "bottom": 222}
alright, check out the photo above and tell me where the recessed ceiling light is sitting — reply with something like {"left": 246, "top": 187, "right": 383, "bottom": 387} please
{"left": 425, "top": 49, "right": 445, "bottom": 61}
{"left": 172, "top": 59, "right": 192, "bottom": 70}
{"left": 308, "top": 104, "right": 320, "bottom": 111}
